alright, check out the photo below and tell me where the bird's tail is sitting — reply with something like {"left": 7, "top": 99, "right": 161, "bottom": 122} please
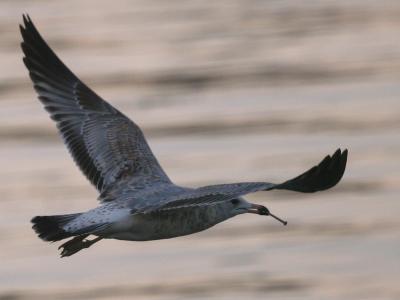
{"left": 31, "top": 213, "right": 82, "bottom": 242}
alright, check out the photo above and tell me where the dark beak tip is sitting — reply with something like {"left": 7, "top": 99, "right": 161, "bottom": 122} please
{"left": 258, "top": 206, "right": 269, "bottom": 215}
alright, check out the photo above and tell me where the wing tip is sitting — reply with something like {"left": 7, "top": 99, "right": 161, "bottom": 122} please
{"left": 342, "top": 148, "right": 348, "bottom": 159}
{"left": 325, "top": 147, "right": 348, "bottom": 190}
{"left": 338, "top": 147, "right": 348, "bottom": 177}
{"left": 20, "top": 14, "right": 36, "bottom": 55}
{"left": 335, "top": 148, "right": 348, "bottom": 171}
{"left": 274, "top": 147, "right": 349, "bottom": 193}
{"left": 20, "top": 14, "right": 32, "bottom": 33}
{"left": 22, "top": 13, "right": 32, "bottom": 26}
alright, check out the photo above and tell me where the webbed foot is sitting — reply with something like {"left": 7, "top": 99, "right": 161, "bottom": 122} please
{"left": 58, "top": 235, "right": 102, "bottom": 257}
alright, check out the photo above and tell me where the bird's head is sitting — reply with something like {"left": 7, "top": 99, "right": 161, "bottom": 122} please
{"left": 229, "top": 198, "right": 287, "bottom": 226}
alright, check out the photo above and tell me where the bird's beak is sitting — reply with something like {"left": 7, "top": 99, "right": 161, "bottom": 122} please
{"left": 248, "top": 204, "right": 288, "bottom": 226}
{"left": 248, "top": 203, "right": 266, "bottom": 214}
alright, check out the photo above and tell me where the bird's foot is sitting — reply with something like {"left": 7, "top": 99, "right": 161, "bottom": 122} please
{"left": 58, "top": 235, "right": 102, "bottom": 257}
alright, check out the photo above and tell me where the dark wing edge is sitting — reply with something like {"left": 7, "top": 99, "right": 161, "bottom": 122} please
{"left": 20, "top": 14, "right": 171, "bottom": 193}
{"left": 272, "top": 148, "right": 348, "bottom": 193}
{"left": 144, "top": 148, "right": 348, "bottom": 212}
{"left": 20, "top": 14, "right": 108, "bottom": 190}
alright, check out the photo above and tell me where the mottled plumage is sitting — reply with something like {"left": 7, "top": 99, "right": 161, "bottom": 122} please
{"left": 21, "top": 15, "right": 348, "bottom": 257}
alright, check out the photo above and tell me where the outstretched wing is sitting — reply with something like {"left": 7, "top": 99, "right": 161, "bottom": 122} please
{"left": 20, "top": 15, "right": 171, "bottom": 192}
{"left": 273, "top": 148, "right": 347, "bottom": 193}
{"left": 144, "top": 149, "right": 347, "bottom": 212}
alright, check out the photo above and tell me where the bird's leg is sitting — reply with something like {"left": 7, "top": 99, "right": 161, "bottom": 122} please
{"left": 59, "top": 235, "right": 103, "bottom": 257}
{"left": 58, "top": 234, "right": 88, "bottom": 250}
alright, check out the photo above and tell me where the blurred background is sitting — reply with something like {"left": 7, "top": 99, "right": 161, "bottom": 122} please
{"left": 1, "top": 0, "right": 400, "bottom": 299}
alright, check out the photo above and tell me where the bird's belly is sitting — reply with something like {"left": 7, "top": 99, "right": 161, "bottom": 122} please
{"left": 105, "top": 206, "right": 230, "bottom": 241}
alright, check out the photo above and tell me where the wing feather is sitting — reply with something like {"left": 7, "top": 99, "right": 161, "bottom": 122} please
{"left": 20, "top": 15, "right": 170, "bottom": 193}
{"left": 143, "top": 149, "right": 347, "bottom": 212}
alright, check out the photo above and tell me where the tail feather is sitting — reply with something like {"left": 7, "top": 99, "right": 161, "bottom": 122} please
{"left": 31, "top": 213, "right": 81, "bottom": 242}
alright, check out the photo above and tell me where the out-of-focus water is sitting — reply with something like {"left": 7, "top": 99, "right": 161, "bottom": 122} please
{"left": 1, "top": 1, "right": 400, "bottom": 299}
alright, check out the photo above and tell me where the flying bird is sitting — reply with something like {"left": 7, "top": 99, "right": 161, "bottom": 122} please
{"left": 20, "top": 15, "right": 348, "bottom": 257}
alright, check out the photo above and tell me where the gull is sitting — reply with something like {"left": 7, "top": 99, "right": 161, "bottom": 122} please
{"left": 20, "top": 15, "right": 348, "bottom": 257}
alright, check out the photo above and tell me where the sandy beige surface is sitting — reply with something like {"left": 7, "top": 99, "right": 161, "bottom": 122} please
{"left": 0, "top": 1, "right": 400, "bottom": 299}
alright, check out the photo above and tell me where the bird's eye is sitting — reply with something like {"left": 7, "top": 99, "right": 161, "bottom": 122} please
{"left": 231, "top": 199, "right": 239, "bottom": 205}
